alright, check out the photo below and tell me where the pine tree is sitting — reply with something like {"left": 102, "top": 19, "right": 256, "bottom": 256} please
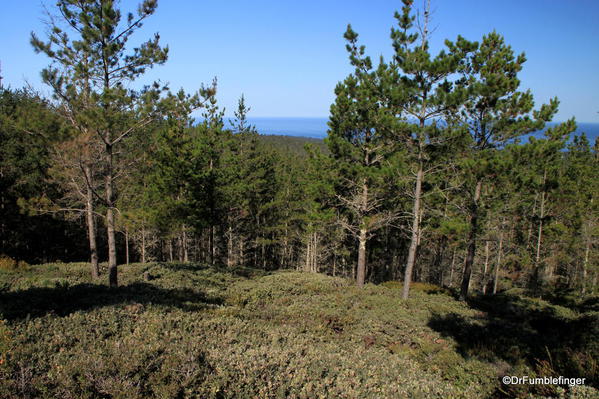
{"left": 31, "top": 0, "right": 168, "bottom": 286}
{"left": 328, "top": 25, "right": 396, "bottom": 287}
{"left": 446, "top": 30, "right": 570, "bottom": 300}
{"left": 386, "top": 0, "right": 473, "bottom": 299}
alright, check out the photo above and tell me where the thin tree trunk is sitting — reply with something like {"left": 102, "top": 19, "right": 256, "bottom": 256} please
{"left": 183, "top": 228, "right": 189, "bottom": 262}
{"left": 356, "top": 179, "right": 369, "bottom": 287}
{"left": 105, "top": 143, "right": 118, "bottom": 288}
{"left": 333, "top": 254, "right": 336, "bottom": 277}
{"left": 448, "top": 248, "right": 456, "bottom": 288}
{"left": 305, "top": 233, "right": 311, "bottom": 272}
{"left": 227, "top": 225, "right": 233, "bottom": 267}
{"left": 493, "top": 230, "right": 504, "bottom": 295}
{"left": 209, "top": 226, "right": 215, "bottom": 267}
{"left": 402, "top": 164, "right": 423, "bottom": 299}
{"left": 125, "top": 227, "right": 129, "bottom": 265}
{"left": 482, "top": 240, "right": 489, "bottom": 294}
{"left": 357, "top": 227, "right": 367, "bottom": 287}
{"left": 582, "top": 239, "right": 590, "bottom": 295}
{"left": 527, "top": 192, "right": 538, "bottom": 249}
{"left": 536, "top": 171, "right": 547, "bottom": 266}
{"left": 84, "top": 165, "right": 99, "bottom": 279}
{"left": 460, "top": 180, "right": 482, "bottom": 301}
{"left": 141, "top": 222, "right": 146, "bottom": 264}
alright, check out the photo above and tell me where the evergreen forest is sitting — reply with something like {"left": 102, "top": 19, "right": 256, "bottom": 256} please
{"left": 0, "top": 1, "right": 597, "bottom": 398}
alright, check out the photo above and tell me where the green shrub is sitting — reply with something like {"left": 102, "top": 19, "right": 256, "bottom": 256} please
{"left": 0, "top": 262, "right": 596, "bottom": 398}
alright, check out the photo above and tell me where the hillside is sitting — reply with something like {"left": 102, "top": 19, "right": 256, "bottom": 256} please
{"left": 257, "top": 134, "right": 328, "bottom": 157}
{"left": 0, "top": 263, "right": 596, "bottom": 398}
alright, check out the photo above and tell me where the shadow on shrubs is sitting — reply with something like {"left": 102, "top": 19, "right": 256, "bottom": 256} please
{"left": 0, "top": 282, "right": 223, "bottom": 320}
{"left": 427, "top": 293, "right": 598, "bottom": 396}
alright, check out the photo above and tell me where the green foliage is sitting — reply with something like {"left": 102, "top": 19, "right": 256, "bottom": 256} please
{"left": 1, "top": 263, "right": 596, "bottom": 398}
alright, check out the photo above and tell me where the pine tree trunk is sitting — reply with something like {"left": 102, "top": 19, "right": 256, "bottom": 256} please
{"left": 460, "top": 180, "right": 482, "bottom": 301}
{"left": 536, "top": 170, "right": 547, "bottom": 267}
{"left": 304, "top": 235, "right": 312, "bottom": 272}
{"left": 182, "top": 228, "right": 189, "bottom": 262}
{"left": 356, "top": 179, "right": 369, "bottom": 287}
{"left": 448, "top": 248, "right": 456, "bottom": 288}
{"left": 333, "top": 255, "right": 337, "bottom": 277}
{"left": 141, "top": 222, "right": 146, "bottom": 264}
{"left": 481, "top": 240, "right": 490, "bottom": 294}
{"left": 493, "top": 230, "right": 504, "bottom": 295}
{"left": 402, "top": 164, "right": 423, "bottom": 299}
{"left": 84, "top": 165, "right": 99, "bottom": 279}
{"left": 106, "top": 143, "right": 118, "bottom": 288}
{"left": 582, "top": 239, "right": 590, "bottom": 295}
{"left": 527, "top": 193, "right": 538, "bottom": 250}
{"left": 209, "top": 226, "right": 215, "bottom": 267}
{"left": 357, "top": 227, "right": 367, "bottom": 287}
{"left": 125, "top": 227, "right": 129, "bottom": 265}
{"left": 227, "top": 225, "right": 233, "bottom": 267}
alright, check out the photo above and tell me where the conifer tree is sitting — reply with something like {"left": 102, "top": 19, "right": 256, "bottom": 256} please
{"left": 447, "top": 30, "right": 572, "bottom": 300}
{"left": 328, "top": 25, "right": 396, "bottom": 287}
{"left": 31, "top": 0, "right": 168, "bottom": 286}
{"left": 386, "top": 0, "right": 473, "bottom": 299}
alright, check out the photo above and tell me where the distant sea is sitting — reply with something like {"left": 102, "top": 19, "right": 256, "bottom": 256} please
{"left": 244, "top": 117, "right": 328, "bottom": 139}
{"left": 239, "top": 117, "right": 599, "bottom": 144}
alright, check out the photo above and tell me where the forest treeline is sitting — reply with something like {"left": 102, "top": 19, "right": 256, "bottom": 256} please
{"left": 0, "top": 0, "right": 597, "bottom": 300}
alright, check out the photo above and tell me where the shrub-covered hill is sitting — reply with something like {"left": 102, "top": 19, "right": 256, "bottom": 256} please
{"left": 0, "top": 263, "right": 596, "bottom": 399}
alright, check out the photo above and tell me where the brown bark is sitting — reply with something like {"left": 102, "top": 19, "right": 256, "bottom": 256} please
{"left": 482, "top": 240, "right": 490, "bottom": 294}
{"left": 84, "top": 164, "right": 99, "bottom": 279}
{"left": 459, "top": 179, "right": 482, "bottom": 301}
{"left": 402, "top": 164, "right": 423, "bottom": 299}
{"left": 356, "top": 179, "right": 369, "bottom": 287}
{"left": 357, "top": 227, "right": 367, "bottom": 287}
{"left": 106, "top": 143, "right": 118, "bottom": 288}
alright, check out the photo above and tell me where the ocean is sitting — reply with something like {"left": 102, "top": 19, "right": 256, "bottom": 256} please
{"left": 243, "top": 117, "right": 599, "bottom": 145}
{"left": 245, "top": 117, "right": 329, "bottom": 139}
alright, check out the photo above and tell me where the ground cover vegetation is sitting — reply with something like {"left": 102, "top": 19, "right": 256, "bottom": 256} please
{"left": 0, "top": 0, "right": 598, "bottom": 397}
{"left": 1, "top": 262, "right": 597, "bottom": 398}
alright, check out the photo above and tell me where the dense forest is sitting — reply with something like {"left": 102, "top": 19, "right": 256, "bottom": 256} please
{"left": 1, "top": 0, "right": 597, "bottom": 303}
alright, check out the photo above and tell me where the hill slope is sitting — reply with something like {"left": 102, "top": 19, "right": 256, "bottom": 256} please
{"left": 0, "top": 263, "right": 596, "bottom": 398}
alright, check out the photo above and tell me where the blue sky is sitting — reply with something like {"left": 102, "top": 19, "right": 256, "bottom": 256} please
{"left": 1, "top": 0, "right": 598, "bottom": 122}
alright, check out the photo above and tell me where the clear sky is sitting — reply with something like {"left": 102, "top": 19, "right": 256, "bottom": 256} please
{"left": 1, "top": 0, "right": 598, "bottom": 122}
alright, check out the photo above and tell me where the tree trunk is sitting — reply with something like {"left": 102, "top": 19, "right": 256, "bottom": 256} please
{"left": 304, "top": 235, "right": 312, "bottom": 272}
{"left": 448, "top": 248, "right": 456, "bottom": 288}
{"left": 459, "top": 180, "right": 482, "bottom": 301}
{"left": 402, "top": 164, "right": 423, "bottom": 299}
{"left": 482, "top": 240, "right": 490, "bottom": 294}
{"left": 582, "top": 239, "right": 590, "bottom": 295}
{"left": 493, "top": 230, "right": 504, "bottom": 295}
{"left": 357, "top": 226, "right": 367, "bottom": 287}
{"left": 535, "top": 170, "right": 547, "bottom": 268}
{"left": 125, "top": 227, "right": 129, "bottom": 265}
{"left": 141, "top": 222, "right": 146, "bottom": 264}
{"left": 84, "top": 165, "right": 99, "bottom": 279}
{"left": 356, "top": 179, "right": 369, "bottom": 287}
{"left": 182, "top": 228, "right": 189, "bottom": 262}
{"left": 227, "top": 225, "right": 233, "bottom": 267}
{"left": 105, "top": 143, "right": 118, "bottom": 288}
